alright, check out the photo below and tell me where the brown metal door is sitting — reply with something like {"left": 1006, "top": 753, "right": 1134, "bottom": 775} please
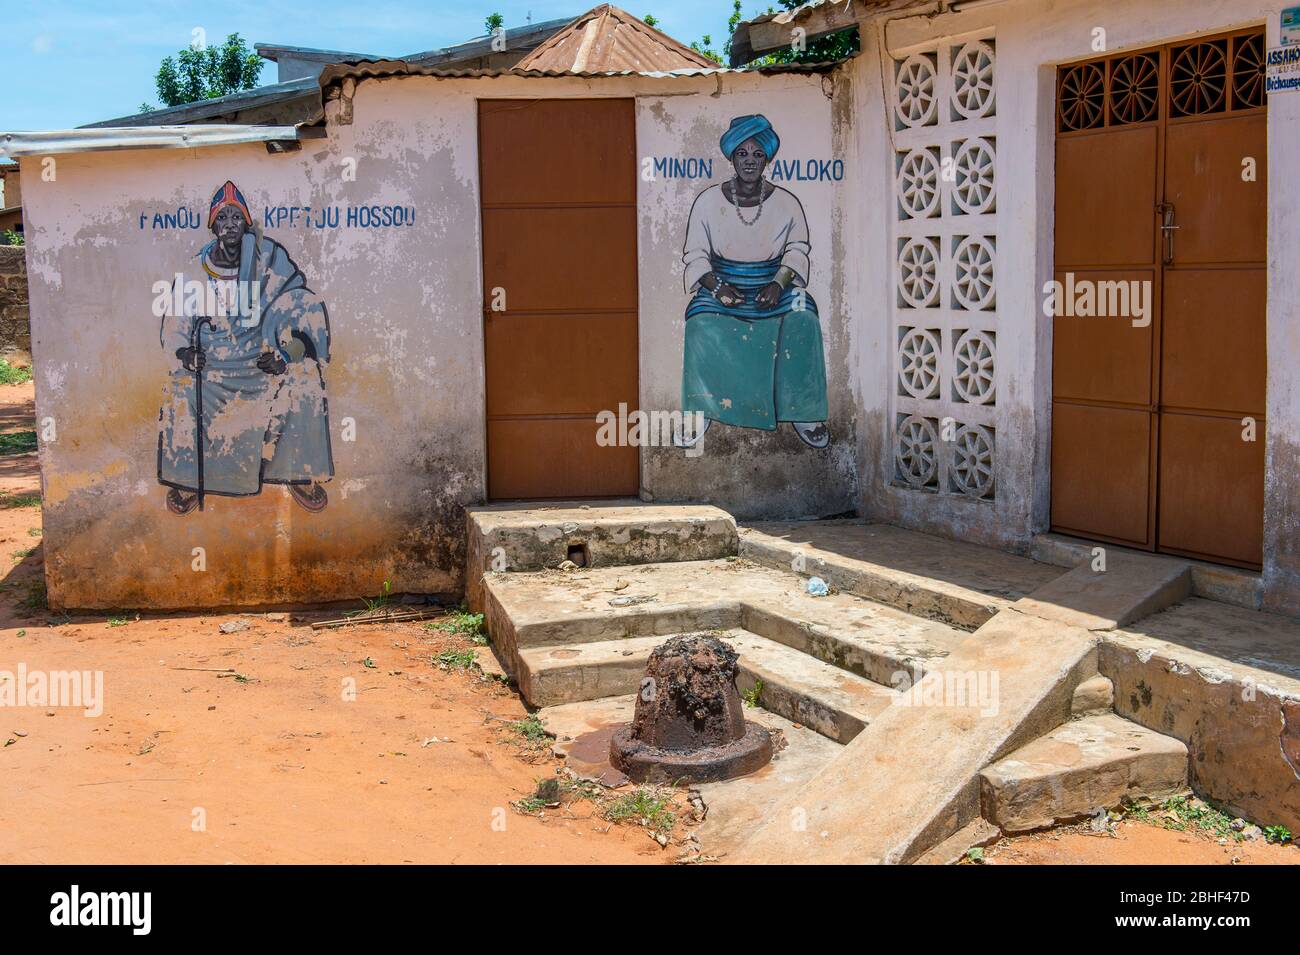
{"left": 1052, "top": 30, "right": 1266, "bottom": 567}
{"left": 1051, "top": 109, "right": 1161, "bottom": 548}
{"left": 478, "top": 98, "right": 639, "bottom": 499}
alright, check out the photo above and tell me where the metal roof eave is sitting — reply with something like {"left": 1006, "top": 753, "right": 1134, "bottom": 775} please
{"left": 83, "top": 76, "right": 321, "bottom": 128}
{"left": 399, "top": 16, "right": 576, "bottom": 64}
{"left": 313, "top": 57, "right": 845, "bottom": 90}
{"left": 0, "top": 125, "right": 315, "bottom": 159}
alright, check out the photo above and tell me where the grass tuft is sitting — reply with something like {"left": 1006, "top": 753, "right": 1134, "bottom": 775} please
{"left": 1130, "top": 795, "right": 1293, "bottom": 844}
{"left": 0, "top": 493, "right": 40, "bottom": 509}
{"left": 434, "top": 647, "right": 477, "bottom": 670}
{"left": 603, "top": 787, "right": 677, "bottom": 833}
{"left": 0, "top": 431, "right": 37, "bottom": 455}
{"left": 0, "top": 359, "right": 32, "bottom": 385}
{"left": 429, "top": 611, "right": 487, "bottom": 644}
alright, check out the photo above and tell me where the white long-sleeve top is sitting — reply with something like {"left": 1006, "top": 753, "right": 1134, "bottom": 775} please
{"left": 682, "top": 183, "right": 812, "bottom": 292}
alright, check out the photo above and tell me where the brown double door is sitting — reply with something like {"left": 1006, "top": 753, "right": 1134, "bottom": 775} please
{"left": 478, "top": 99, "right": 640, "bottom": 499}
{"left": 1051, "top": 29, "right": 1267, "bottom": 568}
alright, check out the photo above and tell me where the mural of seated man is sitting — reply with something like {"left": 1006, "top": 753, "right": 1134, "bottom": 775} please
{"left": 157, "top": 180, "right": 334, "bottom": 515}
{"left": 678, "top": 113, "right": 830, "bottom": 450}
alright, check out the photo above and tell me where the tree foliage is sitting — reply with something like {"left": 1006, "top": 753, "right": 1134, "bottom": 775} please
{"left": 690, "top": 0, "right": 859, "bottom": 67}
{"left": 762, "top": 0, "right": 859, "bottom": 65}
{"left": 690, "top": 0, "right": 744, "bottom": 64}
{"left": 144, "top": 33, "right": 264, "bottom": 111}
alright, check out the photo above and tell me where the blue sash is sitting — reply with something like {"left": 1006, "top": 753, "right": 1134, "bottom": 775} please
{"left": 685, "top": 255, "right": 818, "bottom": 321}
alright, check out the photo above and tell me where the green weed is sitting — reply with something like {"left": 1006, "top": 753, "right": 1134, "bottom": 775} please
{"left": 603, "top": 787, "right": 677, "bottom": 833}
{"left": 434, "top": 647, "right": 477, "bottom": 670}
{"left": 0, "top": 358, "right": 29, "bottom": 384}
{"left": 430, "top": 611, "right": 486, "bottom": 643}
{"left": 0, "top": 431, "right": 37, "bottom": 455}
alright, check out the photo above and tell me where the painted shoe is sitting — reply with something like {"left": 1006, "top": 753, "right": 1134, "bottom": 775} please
{"left": 165, "top": 488, "right": 200, "bottom": 515}
{"left": 792, "top": 421, "right": 831, "bottom": 449}
{"left": 673, "top": 416, "right": 712, "bottom": 449}
{"left": 289, "top": 483, "right": 328, "bottom": 513}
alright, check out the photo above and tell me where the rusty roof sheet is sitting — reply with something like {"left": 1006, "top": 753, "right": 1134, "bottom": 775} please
{"left": 515, "top": 4, "right": 717, "bottom": 72}
{"left": 0, "top": 125, "right": 311, "bottom": 158}
{"left": 315, "top": 58, "right": 841, "bottom": 91}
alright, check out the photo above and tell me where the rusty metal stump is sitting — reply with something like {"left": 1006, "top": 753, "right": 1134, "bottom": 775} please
{"left": 609, "top": 634, "right": 772, "bottom": 784}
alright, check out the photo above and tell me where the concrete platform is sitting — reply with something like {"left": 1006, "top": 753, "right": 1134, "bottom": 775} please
{"left": 465, "top": 502, "right": 737, "bottom": 611}
{"left": 483, "top": 509, "right": 1299, "bottom": 859}
{"left": 1033, "top": 532, "right": 1264, "bottom": 611}
{"left": 1104, "top": 598, "right": 1300, "bottom": 834}
{"left": 980, "top": 713, "right": 1189, "bottom": 833}
{"left": 536, "top": 694, "right": 843, "bottom": 859}
{"left": 741, "top": 520, "right": 1062, "bottom": 630}
{"left": 1014, "top": 550, "right": 1191, "bottom": 631}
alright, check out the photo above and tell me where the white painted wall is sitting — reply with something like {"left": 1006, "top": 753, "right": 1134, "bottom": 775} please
{"left": 19, "top": 69, "right": 848, "bottom": 609}
{"left": 846, "top": 0, "right": 1293, "bottom": 607}
{"left": 25, "top": 0, "right": 1295, "bottom": 611}
{"left": 635, "top": 72, "right": 858, "bottom": 519}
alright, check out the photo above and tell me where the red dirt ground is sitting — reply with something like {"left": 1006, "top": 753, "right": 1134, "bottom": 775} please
{"left": 986, "top": 820, "right": 1298, "bottom": 866}
{"left": 0, "top": 379, "right": 1295, "bottom": 865}
{"left": 0, "top": 381, "right": 670, "bottom": 864}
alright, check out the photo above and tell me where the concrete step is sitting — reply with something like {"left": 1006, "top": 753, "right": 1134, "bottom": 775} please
{"left": 729, "top": 632, "right": 899, "bottom": 743}
{"left": 731, "top": 529, "right": 1209, "bottom": 865}
{"left": 979, "top": 713, "right": 1189, "bottom": 833}
{"left": 731, "top": 608, "right": 1100, "bottom": 864}
{"left": 519, "top": 628, "right": 899, "bottom": 743}
{"left": 483, "top": 558, "right": 970, "bottom": 687}
{"left": 519, "top": 634, "right": 667, "bottom": 708}
{"left": 913, "top": 818, "right": 1001, "bottom": 865}
{"left": 466, "top": 503, "right": 737, "bottom": 610}
{"left": 1103, "top": 596, "right": 1300, "bottom": 837}
{"left": 1032, "top": 531, "right": 1263, "bottom": 612}
{"left": 740, "top": 521, "right": 1061, "bottom": 630}
{"left": 1071, "top": 674, "right": 1113, "bottom": 715}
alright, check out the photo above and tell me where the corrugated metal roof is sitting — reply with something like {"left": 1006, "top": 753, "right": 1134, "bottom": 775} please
{"left": 515, "top": 4, "right": 716, "bottom": 72}
{"left": 83, "top": 18, "right": 579, "bottom": 129}
{"left": 314, "top": 57, "right": 839, "bottom": 90}
{"left": 255, "top": 43, "right": 381, "bottom": 63}
{"left": 0, "top": 125, "right": 311, "bottom": 158}
{"left": 401, "top": 17, "right": 577, "bottom": 66}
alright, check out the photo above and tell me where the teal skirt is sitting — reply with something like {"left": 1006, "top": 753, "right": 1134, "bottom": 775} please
{"left": 682, "top": 309, "right": 828, "bottom": 430}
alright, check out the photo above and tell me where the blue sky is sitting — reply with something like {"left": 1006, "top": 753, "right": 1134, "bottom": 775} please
{"left": 3, "top": 0, "right": 758, "bottom": 130}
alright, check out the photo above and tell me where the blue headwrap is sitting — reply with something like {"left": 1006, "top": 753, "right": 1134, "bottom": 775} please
{"left": 719, "top": 114, "right": 780, "bottom": 161}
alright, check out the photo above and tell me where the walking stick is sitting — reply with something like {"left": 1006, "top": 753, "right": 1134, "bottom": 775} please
{"left": 190, "top": 317, "right": 214, "bottom": 511}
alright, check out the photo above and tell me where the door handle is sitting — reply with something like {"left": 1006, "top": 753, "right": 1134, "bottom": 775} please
{"left": 1157, "top": 201, "right": 1178, "bottom": 266}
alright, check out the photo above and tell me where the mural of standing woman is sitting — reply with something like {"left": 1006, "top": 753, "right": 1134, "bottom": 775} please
{"left": 157, "top": 180, "right": 334, "bottom": 515}
{"left": 677, "top": 114, "right": 829, "bottom": 450}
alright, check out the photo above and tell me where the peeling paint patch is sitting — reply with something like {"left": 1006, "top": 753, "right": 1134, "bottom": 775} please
{"left": 1281, "top": 701, "right": 1300, "bottom": 779}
